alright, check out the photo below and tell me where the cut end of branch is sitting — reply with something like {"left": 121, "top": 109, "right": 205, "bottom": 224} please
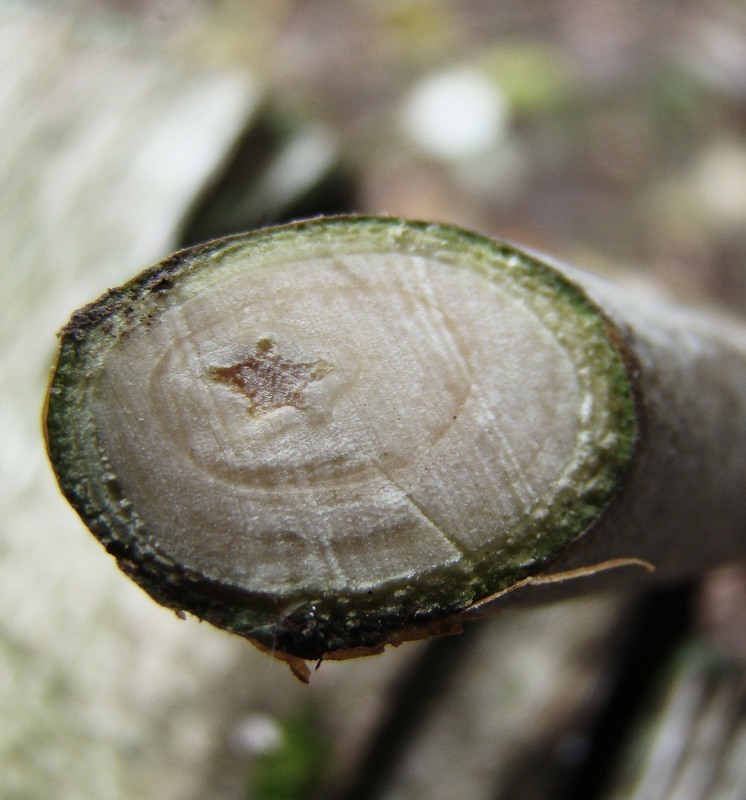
{"left": 44, "top": 216, "right": 636, "bottom": 662}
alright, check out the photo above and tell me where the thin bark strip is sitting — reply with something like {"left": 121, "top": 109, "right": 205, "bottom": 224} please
{"left": 44, "top": 216, "right": 746, "bottom": 667}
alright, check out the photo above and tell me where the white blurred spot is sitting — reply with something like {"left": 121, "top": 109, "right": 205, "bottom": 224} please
{"left": 695, "top": 142, "right": 746, "bottom": 228}
{"left": 231, "top": 713, "right": 283, "bottom": 756}
{"left": 401, "top": 67, "right": 508, "bottom": 160}
{"left": 259, "top": 125, "right": 337, "bottom": 209}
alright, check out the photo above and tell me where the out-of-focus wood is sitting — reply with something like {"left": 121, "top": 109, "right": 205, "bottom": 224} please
{"left": 354, "top": 595, "right": 633, "bottom": 800}
{"left": 604, "top": 646, "right": 746, "bottom": 800}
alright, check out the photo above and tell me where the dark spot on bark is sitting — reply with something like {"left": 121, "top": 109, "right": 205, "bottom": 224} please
{"left": 149, "top": 276, "right": 173, "bottom": 293}
{"left": 104, "top": 476, "right": 124, "bottom": 503}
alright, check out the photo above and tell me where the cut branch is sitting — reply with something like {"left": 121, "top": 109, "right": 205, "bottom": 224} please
{"left": 44, "top": 217, "right": 746, "bottom": 672}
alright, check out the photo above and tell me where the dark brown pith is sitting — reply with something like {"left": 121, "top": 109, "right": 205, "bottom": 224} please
{"left": 210, "top": 338, "right": 331, "bottom": 415}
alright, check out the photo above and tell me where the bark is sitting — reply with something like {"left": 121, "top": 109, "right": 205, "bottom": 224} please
{"left": 472, "top": 265, "right": 746, "bottom": 617}
{"left": 559, "top": 262, "right": 746, "bottom": 576}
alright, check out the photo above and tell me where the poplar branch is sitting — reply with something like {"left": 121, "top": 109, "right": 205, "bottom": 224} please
{"left": 44, "top": 217, "right": 746, "bottom": 676}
